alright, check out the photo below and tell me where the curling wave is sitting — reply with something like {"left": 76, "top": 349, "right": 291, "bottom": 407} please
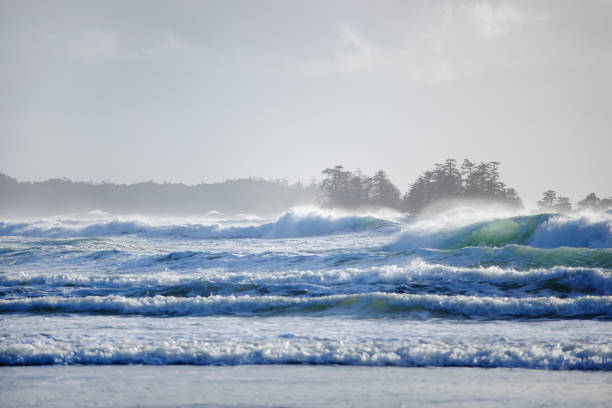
{"left": 391, "top": 212, "right": 612, "bottom": 250}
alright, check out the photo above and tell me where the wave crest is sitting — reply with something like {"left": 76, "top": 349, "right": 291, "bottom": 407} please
{"left": 1, "top": 293, "right": 610, "bottom": 319}
{"left": 2, "top": 338, "right": 610, "bottom": 369}
{"left": 391, "top": 212, "right": 612, "bottom": 250}
{"left": 0, "top": 209, "right": 392, "bottom": 239}
{"left": 3, "top": 261, "right": 611, "bottom": 298}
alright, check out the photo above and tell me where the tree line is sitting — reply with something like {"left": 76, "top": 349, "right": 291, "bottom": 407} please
{"left": 319, "top": 166, "right": 403, "bottom": 209}
{"left": 2, "top": 166, "right": 609, "bottom": 216}
{"left": 0, "top": 172, "right": 317, "bottom": 216}
{"left": 537, "top": 190, "right": 612, "bottom": 213}
{"left": 319, "top": 159, "right": 523, "bottom": 213}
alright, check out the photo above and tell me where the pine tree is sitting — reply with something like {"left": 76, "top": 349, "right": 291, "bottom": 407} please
{"left": 537, "top": 190, "right": 557, "bottom": 211}
{"left": 577, "top": 193, "right": 600, "bottom": 210}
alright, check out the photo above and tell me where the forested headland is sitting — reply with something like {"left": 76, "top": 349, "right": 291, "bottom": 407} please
{"left": 1, "top": 158, "right": 610, "bottom": 216}
{"left": 319, "top": 159, "right": 522, "bottom": 213}
{"left": 536, "top": 190, "right": 612, "bottom": 213}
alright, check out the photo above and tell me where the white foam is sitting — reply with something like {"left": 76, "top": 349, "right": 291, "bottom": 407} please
{"left": 1, "top": 315, "right": 610, "bottom": 369}
{"left": 531, "top": 213, "right": 612, "bottom": 249}
{"left": 3, "top": 339, "right": 610, "bottom": 369}
{"left": 0, "top": 209, "right": 395, "bottom": 239}
{"left": 1, "top": 293, "right": 610, "bottom": 318}
{"left": 390, "top": 211, "right": 612, "bottom": 250}
{"left": 3, "top": 261, "right": 611, "bottom": 297}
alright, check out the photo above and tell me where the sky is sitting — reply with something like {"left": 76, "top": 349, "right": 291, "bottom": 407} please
{"left": 1, "top": 0, "right": 611, "bottom": 206}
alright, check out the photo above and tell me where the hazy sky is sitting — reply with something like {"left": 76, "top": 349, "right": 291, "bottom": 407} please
{"left": 1, "top": 0, "right": 611, "bottom": 206}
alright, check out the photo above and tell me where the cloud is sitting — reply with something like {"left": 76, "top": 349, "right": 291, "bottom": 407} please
{"left": 293, "top": 2, "right": 549, "bottom": 83}
{"left": 293, "top": 24, "right": 458, "bottom": 84}
{"left": 441, "top": 1, "right": 547, "bottom": 39}
{"left": 335, "top": 25, "right": 377, "bottom": 73}
{"left": 70, "top": 31, "right": 121, "bottom": 62}
{"left": 469, "top": 1, "right": 528, "bottom": 38}
{"left": 430, "top": 62, "right": 458, "bottom": 83}
{"left": 290, "top": 25, "right": 380, "bottom": 75}
{"left": 145, "top": 34, "right": 187, "bottom": 56}
{"left": 67, "top": 31, "right": 188, "bottom": 63}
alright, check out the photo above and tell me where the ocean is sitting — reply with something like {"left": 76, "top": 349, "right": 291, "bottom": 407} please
{"left": 1, "top": 206, "right": 611, "bottom": 405}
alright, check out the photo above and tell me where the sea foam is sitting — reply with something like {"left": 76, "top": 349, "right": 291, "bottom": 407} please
{"left": 1, "top": 293, "right": 610, "bottom": 319}
{"left": 2, "top": 261, "right": 611, "bottom": 298}
{"left": 0, "top": 209, "right": 392, "bottom": 239}
{"left": 391, "top": 212, "right": 612, "bottom": 250}
{"left": 2, "top": 337, "right": 610, "bottom": 369}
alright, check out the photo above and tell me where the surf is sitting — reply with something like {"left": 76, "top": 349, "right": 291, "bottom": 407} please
{"left": 2, "top": 293, "right": 610, "bottom": 319}
{"left": 390, "top": 210, "right": 612, "bottom": 250}
{"left": 0, "top": 208, "right": 398, "bottom": 239}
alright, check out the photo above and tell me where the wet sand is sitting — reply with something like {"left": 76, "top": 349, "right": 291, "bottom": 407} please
{"left": 1, "top": 365, "right": 610, "bottom": 407}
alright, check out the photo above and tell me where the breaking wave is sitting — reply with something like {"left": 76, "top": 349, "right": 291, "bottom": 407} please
{"left": 391, "top": 212, "right": 612, "bottom": 250}
{"left": 1, "top": 293, "right": 610, "bottom": 319}
{"left": 2, "top": 338, "right": 610, "bottom": 369}
{"left": 0, "top": 210, "right": 392, "bottom": 239}
{"left": 2, "top": 207, "right": 611, "bottom": 370}
{"left": 2, "top": 261, "right": 611, "bottom": 298}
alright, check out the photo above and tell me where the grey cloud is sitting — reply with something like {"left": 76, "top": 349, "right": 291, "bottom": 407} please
{"left": 0, "top": 0, "right": 610, "bottom": 206}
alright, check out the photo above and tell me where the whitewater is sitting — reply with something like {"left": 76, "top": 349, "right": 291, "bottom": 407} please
{"left": 1, "top": 207, "right": 611, "bottom": 370}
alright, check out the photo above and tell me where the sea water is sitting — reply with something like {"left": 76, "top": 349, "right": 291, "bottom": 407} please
{"left": 1, "top": 207, "right": 611, "bottom": 371}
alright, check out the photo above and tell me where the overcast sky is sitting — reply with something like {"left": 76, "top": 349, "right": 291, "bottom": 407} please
{"left": 1, "top": 0, "right": 611, "bottom": 206}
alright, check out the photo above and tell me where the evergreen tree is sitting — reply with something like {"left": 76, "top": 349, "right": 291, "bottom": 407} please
{"left": 554, "top": 196, "right": 572, "bottom": 213}
{"left": 504, "top": 188, "right": 521, "bottom": 205}
{"left": 404, "top": 171, "right": 434, "bottom": 213}
{"left": 404, "top": 159, "right": 522, "bottom": 213}
{"left": 487, "top": 161, "right": 501, "bottom": 196}
{"left": 577, "top": 193, "right": 600, "bottom": 210}
{"left": 320, "top": 165, "right": 356, "bottom": 207}
{"left": 367, "top": 170, "right": 401, "bottom": 208}
{"left": 319, "top": 166, "right": 402, "bottom": 209}
{"left": 599, "top": 197, "right": 612, "bottom": 210}
{"left": 537, "top": 190, "right": 557, "bottom": 211}
{"left": 460, "top": 159, "right": 475, "bottom": 185}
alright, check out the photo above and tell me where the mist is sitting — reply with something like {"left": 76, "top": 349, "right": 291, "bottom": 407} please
{"left": 1, "top": 1, "right": 612, "bottom": 207}
{"left": 0, "top": 172, "right": 317, "bottom": 217}
{"left": 1, "top": 156, "right": 610, "bottom": 217}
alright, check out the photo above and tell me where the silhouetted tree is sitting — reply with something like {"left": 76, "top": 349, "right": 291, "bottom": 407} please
{"left": 600, "top": 197, "right": 612, "bottom": 211}
{"left": 554, "top": 196, "right": 572, "bottom": 212}
{"left": 537, "top": 190, "right": 557, "bottom": 211}
{"left": 404, "top": 159, "right": 522, "bottom": 213}
{"left": 320, "top": 165, "right": 356, "bottom": 207}
{"left": 431, "top": 159, "right": 462, "bottom": 200}
{"left": 320, "top": 166, "right": 403, "bottom": 209}
{"left": 403, "top": 171, "right": 435, "bottom": 213}
{"left": 536, "top": 191, "right": 574, "bottom": 213}
{"left": 577, "top": 193, "right": 601, "bottom": 210}
{"left": 367, "top": 170, "right": 401, "bottom": 208}
{"left": 460, "top": 159, "right": 475, "bottom": 184}
{"left": 502, "top": 188, "right": 522, "bottom": 207}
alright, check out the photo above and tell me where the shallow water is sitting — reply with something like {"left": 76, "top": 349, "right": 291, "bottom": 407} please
{"left": 2, "top": 366, "right": 611, "bottom": 408}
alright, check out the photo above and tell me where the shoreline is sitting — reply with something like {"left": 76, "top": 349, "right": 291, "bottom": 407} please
{"left": 2, "top": 365, "right": 611, "bottom": 407}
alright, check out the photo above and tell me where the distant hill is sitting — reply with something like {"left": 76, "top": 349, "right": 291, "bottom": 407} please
{"left": 0, "top": 173, "right": 317, "bottom": 216}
